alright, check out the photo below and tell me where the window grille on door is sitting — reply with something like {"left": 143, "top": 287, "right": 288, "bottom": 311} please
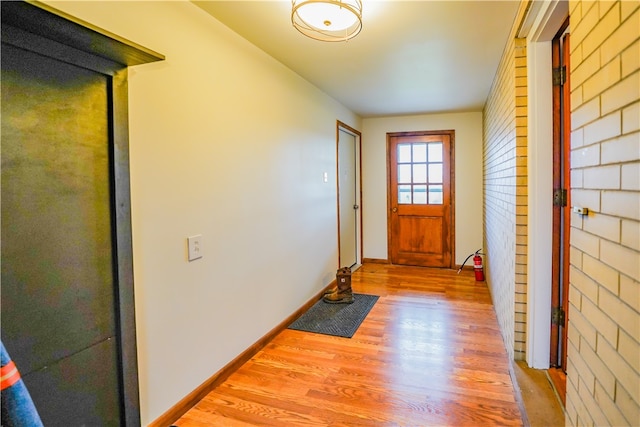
{"left": 397, "top": 142, "right": 444, "bottom": 205}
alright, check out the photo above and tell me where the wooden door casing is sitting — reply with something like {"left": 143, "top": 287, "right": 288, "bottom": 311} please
{"left": 550, "top": 20, "right": 571, "bottom": 374}
{"left": 560, "top": 30, "right": 571, "bottom": 373}
{"left": 387, "top": 131, "right": 454, "bottom": 268}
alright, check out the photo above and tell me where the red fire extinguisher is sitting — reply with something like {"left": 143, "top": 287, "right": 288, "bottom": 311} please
{"left": 457, "top": 249, "right": 485, "bottom": 281}
{"left": 473, "top": 250, "right": 485, "bottom": 281}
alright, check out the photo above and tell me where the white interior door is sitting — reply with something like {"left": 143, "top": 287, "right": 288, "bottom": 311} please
{"left": 338, "top": 125, "right": 360, "bottom": 269}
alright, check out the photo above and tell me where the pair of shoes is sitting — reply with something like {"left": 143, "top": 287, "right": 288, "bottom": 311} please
{"left": 323, "top": 267, "right": 354, "bottom": 304}
{"left": 323, "top": 290, "right": 354, "bottom": 304}
{"left": 323, "top": 286, "right": 336, "bottom": 296}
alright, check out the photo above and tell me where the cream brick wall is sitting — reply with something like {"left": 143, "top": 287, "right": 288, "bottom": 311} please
{"left": 515, "top": 38, "right": 529, "bottom": 361}
{"left": 483, "top": 12, "right": 529, "bottom": 359}
{"left": 565, "top": 1, "right": 640, "bottom": 426}
{"left": 485, "top": 5, "right": 638, "bottom": 423}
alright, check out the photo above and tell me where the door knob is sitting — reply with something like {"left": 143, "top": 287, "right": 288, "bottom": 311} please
{"left": 392, "top": 207, "right": 398, "bottom": 213}
{"left": 353, "top": 205, "right": 359, "bottom": 210}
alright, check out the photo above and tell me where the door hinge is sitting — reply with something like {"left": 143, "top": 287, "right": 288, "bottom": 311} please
{"left": 552, "top": 307, "right": 566, "bottom": 326}
{"left": 553, "top": 188, "right": 567, "bottom": 207}
{"left": 553, "top": 66, "right": 567, "bottom": 86}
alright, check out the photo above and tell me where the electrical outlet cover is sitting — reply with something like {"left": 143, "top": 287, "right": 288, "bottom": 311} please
{"left": 187, "top": 235, "right": 203, "bottom": 261}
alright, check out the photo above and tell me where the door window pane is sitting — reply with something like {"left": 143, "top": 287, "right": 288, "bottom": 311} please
{"left": 398, "top": 164, "right": 411, "bottom": 183}
{"left": 398, "top": 185, "right": 412, "bottom": 204}
{"left": 398, "top": 144, "right": 411, "bottom": 163}
{"left": 413, "top": 164, "right": 427, "bottom": 183}
{"left": 413, "top": 185, "right": 427, "bottom": 204}
{"left": 395, "top": 140, "right": 446, "bottom": 206}
{"left": 428, "top": 143, "right": 443, "bottom": 162}
{"left": 428, "top": 185, "right": 443, "bottom": 204}
{"left": 412, "top": 143, "right": 427, "bottom": 162}
{"left": 428, "top": 164, "right": 443, "bottom": 183}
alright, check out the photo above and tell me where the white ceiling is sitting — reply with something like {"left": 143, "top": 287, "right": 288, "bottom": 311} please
{"left": 193, "top": 1, "right": 520, "bottom": 118}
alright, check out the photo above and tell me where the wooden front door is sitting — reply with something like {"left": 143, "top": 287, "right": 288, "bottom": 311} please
{"left": 387, "top": 131, "right": 454, "bottom": 267}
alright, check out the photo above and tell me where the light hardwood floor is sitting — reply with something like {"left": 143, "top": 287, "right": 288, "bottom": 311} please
{"left": 175, "top": 263, "right": 524, "bottom": 426}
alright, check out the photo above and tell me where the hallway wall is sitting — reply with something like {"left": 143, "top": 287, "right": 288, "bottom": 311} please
{"left": 42, "top": 1, "right": 360, "bottom": 424}
{"left": 486, "top": 0, "right": 638, "bottom": 425}
{"left": 482, "top": 4, "right": 530, "bottom": 362}
{"left": 565, "top": 1, "right": 639, "bottom": 425}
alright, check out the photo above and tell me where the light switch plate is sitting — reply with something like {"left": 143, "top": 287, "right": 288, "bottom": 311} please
{"left": 187, "top": 235, "right": 203, "bottom": 261}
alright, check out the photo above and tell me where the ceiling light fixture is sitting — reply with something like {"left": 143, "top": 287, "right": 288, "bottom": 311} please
{"left": 292, "top": 0, "right": 363, "bottom": 42}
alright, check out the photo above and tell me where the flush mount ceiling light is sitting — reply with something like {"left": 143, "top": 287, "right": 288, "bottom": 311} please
{"left": 292, "top": 0, "right": 363, "bottom": 42}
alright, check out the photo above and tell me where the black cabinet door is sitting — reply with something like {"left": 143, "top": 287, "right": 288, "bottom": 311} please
{"left": 1, "top": 41, "right": 121, "bottom": 427}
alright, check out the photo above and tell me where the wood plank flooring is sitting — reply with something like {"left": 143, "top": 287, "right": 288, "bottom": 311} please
{"left": 175, "top": 263, "right": 524, "bottom": 426}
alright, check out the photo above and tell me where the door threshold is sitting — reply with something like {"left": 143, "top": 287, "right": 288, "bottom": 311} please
{"left": 547, "top": 367, "right": 567, "bottom": 407}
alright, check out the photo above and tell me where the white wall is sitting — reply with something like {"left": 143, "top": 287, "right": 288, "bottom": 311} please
{"left": 43, "top": 1, "right": 360, "bottom": 424}
{"left": 361, "top": 112, "right": 484, "bottom": 265}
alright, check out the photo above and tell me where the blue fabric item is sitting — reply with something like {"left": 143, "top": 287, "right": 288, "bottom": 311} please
{"left": 1, "top": 341, "right": 44, "bottom": 427}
